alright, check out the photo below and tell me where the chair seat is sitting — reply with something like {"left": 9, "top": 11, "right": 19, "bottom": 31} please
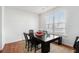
{"left": 29, "top": 33, "right": 41, "bottom": 53}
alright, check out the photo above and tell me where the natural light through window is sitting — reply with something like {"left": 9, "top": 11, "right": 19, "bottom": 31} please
{"left": 45, "top": 10, "right": 65, "bottom": 35}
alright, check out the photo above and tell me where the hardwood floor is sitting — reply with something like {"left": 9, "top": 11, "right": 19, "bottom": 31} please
{"left": 2, "top": 40, "right": 74, "bottom": 53}
{"left": 3, "top": 41, "right": 25, "bottom": 53}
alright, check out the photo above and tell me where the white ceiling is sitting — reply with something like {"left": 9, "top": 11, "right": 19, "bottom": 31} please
{"left": 7, "top": 6, "right": 56, "bottom": 14}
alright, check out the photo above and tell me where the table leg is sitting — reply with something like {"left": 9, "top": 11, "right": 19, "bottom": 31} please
{"left": 58, "top": 37, "right": 62, "bottom": 45}
{"left": 41, "top": 42, "right": 50, "bottom": 53}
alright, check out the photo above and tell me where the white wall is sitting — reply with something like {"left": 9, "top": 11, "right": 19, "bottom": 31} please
{"left": 2, "top": 6, "right": 5, "bottom": 49}
{"left": 0, "top": 6, "right": 5, "bottom": 49}
{"left": 4, "top": 7, "right": 39, "bottom": 43}
{"left": 57, "top": 6, "right": 79, "bottom": 46}
{"left": 0, "top": 6, "right": 2, "bottom": 49}
{"left": 39, "top": 6, "right": 79, "bottom": 47}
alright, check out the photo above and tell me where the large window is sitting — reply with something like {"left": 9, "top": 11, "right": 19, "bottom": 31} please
{"left": 45, "top": 11, "right": 65, "bottom": 35}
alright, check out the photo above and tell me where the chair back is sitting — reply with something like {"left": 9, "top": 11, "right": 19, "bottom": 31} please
{"left": 29, "top": 30, "right": 34, "bottom": 39}
{"left": 73, "top": 36, "right": 79, "bottom": 48}
{"left": 29, "top": 30, "right": 34, "bottom": 34}
{"left": 29, "top": 30, "right": 41, "bottom": 45}
{"left": 23, "top": 32, "right": 29, "bottom": 42}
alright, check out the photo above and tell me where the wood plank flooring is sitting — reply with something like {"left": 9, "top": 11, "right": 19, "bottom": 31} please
{"left": 2, "top": 40, "right": 74, "bottom": 53}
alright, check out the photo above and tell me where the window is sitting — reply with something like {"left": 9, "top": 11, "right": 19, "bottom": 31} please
{"left": 45, "top": 11, "right": 65, "bottom": 35}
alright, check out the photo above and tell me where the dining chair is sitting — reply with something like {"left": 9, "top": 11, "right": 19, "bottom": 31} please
{"left": 73, "top": 36, "right": 79, "bottom": 53}
{"left": 23, "top": 32, "right": 31, "bottom": 52}
{"left": 29, "top": 30, "right": 34, "bottom": 34}
{"left": 73, "top": 36, "right": 79, "bottom": 48}
{"left": 29, "top": 30, "right": 41, "bottom": 53}
{"left": 30, "top": 35, "right": 41, "bottom": 53}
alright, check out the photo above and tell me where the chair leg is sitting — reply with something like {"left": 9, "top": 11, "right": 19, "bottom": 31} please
{"left": 35, "top": 45, "right": 37, "bottom": 53}
{"left": 25, "top": 42, "right": 27, "bottom": 48}
{"left": 27, "top": 41, "right": 29, "bottom": 52}
{"left": 25, "top": 43, "right": 27, "bottom": 48}
{"left": 30, "top": 44, "right": 32, "bottom": 51}
{"left": 58, "top": 37, "right": 62, "bottom": 45}
{"left": 25, "top": 45, "right": 26, "bottom": 48}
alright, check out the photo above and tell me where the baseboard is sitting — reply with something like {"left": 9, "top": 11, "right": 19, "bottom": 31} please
{"left": 2, "top": 40, "right": 74, "bottom": 53}
{"left": 0, "top": 43, "right": 5, "bottom": 53}
{"left": 6, "top": 40, "right": 74, "bottom": 49}
{"left": 5, "top": 39, "right": 24, "bottom": 45}
{"left": 54, "top": 42, "right": 74, "bottom": 50}
{"left": 5, "top": 40, "right": 74, "bottom": 49}
{"left": 62, "top": 43, "right": 74, "bottom": 49}
{"left": 5, "top": 40, "right": 24, "bottom": 45}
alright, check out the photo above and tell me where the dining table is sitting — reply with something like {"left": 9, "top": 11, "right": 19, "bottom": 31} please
{"left": 34, "top": 34, "right": 62, "bottom": 53}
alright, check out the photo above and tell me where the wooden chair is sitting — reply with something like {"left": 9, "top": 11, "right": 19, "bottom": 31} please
{"left": 29, "top": 30, "right": 41, "bottom": 53}
{"left": 23, "top": 32, "right": 31, "bottom": 52}
{"left": 73, "top": 36, "right": 79, "bottom": 53}
{"left": 73, "top": 36, "right": 79, "bottom": 48}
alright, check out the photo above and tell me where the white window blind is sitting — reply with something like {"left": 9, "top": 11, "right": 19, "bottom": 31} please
{"left": 45, "top": 11, "right": 65, "bottom": 35}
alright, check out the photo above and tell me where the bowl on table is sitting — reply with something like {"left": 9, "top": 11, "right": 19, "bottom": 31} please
{"left": 35, "top": 32, "right": 44, "bottom": 37}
